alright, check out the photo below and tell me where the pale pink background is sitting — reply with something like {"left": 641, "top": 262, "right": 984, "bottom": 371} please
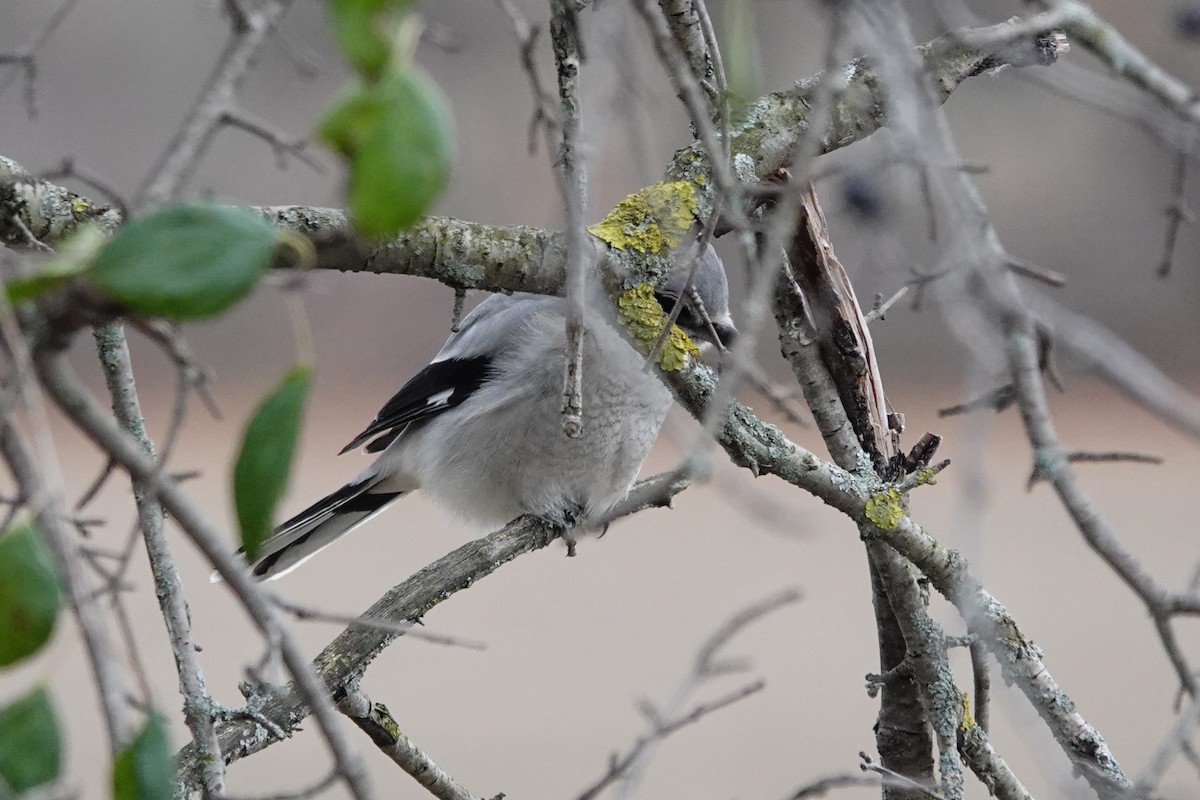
{"left": 2, "top": 1, "right": 1198, "bottom": 798}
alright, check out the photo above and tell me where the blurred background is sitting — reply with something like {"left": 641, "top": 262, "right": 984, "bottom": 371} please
{"left": 2, "top": 0, "right": 1199, "bottom": 798}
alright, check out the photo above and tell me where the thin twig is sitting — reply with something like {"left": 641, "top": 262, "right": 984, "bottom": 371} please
{"left": 92, "top": 322, "right": 227, "bottom": 796}
{"left": 136, "top": 0, "right": 298, "bottom": 208}
{"left": 276, "top": 599, "right": 487, "bottom": 650}
{"left": 338, "top": 690, "right": 485, "bottom": 800}
{"left": 0, "top": 0, "right": 85, "bottom": 117}
{"left": 551, "top": 1, "right": 588, "bottom": 439}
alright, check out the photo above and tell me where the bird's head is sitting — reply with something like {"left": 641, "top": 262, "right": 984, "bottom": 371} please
{"left": 656, "top": 244, "right": 737, "bottom": 354}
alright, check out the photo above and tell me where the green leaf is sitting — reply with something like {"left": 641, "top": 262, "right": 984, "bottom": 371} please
{"left": 319, "top": 69, "right": 454, "bottom": 237}
{"left": 112, "top": 714, "right": 172, "bottom": 800}
{"left": 4, "top": 225, "right": 106, "bottom": 304}
{"left": 88, "top": 204, "right": 278, "bottom": 319}
{"left": 0, "top": 688, "right": 61, "bottom": 793}
{"left": 0, "top": 523, "right": 61, "bottom": 668}
{"left": 233, "top": 365, "right": 312, "bottom": 561}
{"left": 327, "top": 0, "right": 417, "bottom": 79}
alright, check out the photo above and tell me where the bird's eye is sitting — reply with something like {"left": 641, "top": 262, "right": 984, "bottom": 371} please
{"left": 653, "top": 292, "right": 679, "bottom": 312}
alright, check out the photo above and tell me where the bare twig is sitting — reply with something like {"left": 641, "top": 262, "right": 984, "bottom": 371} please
{"left": 783, "top": 773, "right": 881, "bottom": 800}
{"left": 173, "top": 471, "right": 689, "bottom": 784}
{"left": 276, "top": 599, "right": 487, "bottom": 650}
{"left": 577, "top": 680, "right": 767, "bottom": 800}
{"left": 864, "top": 287, "right": 910, "bottom": 324}
{"left": 0, "top": 0, "right": 85, "bottom": 117}
{"left": 136, "top": 0, "right": 298, "bottom": 208}
{"left": 221, "top": 106, "right": 325, "bottom": 173}
{"left": 551, "top": 0, "right": 588, "bottom": 439}
{"left": 1158, "top": 145, "right": 1195, "bottom": 278}
{"left": 337, "top": 690, "right": 486, "bottom": 800}
{"left": 1064, "top": 451, "right": 1164, "bottom": 466}
{"left": 598, "top": 589, "right": 800, "bottom": 800}
{"left": 858, "top": 753, "right": 945, "bottom": 800}
{"left": 0, "top": 316, "right": 137, "bottom": 752}
{"left": 968, "top": 639, "right": 990, "bottom": 735}
{"left": 92, "top": 322, "right": 227, "bottom": 796}
{"left": 1007, "top": 321, "right": 1197, "bottom": 697}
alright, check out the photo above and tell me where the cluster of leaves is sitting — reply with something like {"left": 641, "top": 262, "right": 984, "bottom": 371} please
{"left": 2, "top": 185, "right": 313, "bottom": 800}
{"left": 0, "top": 524, "right": 172, "bottom": 799}
{"left": 319, "top": 0, "right": 455, "bottom": 236}
{"left": 0, "top": 3, "right": 458, "bottom": 793}
{"left": 4, "top": 201, "right": 312, "bottom": 569}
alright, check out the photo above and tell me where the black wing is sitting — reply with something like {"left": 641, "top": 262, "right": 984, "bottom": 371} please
{"left": 339, "top": 355, "right": 493, "bottom": 454}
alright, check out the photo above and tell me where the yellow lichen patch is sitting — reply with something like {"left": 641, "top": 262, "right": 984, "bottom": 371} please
{"left": 915, "top": 467, "right": 938, "bottom": 486}
{"left": 959, "top": 691, "right": 975, "bottom": 732}
{"left": 588, "top": 181, "right": 697, "bottom": 254}
{"left": 70, "top": 198, "right": 91, "bottom": 215}
{"left": 864, "top": 487, "right": 904, "bottom": 530}
{"left": 617, "top": 283, "right": 700, "bottom": 372}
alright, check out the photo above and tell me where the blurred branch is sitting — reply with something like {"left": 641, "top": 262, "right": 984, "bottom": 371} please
{"left": 578, "top": 590, "right": 798, "bottom": 800}
{"left": 655, "top": 0, "right": 722, "bottom": 111}
{"left": 0, "top": 313, "right": 138, "bottom": 752}
{"left": 0, "top": 0, "right": 84, "bottom": 117}
{"left": 1026, "top": 1, "right": 1200, "bottom": 128}
{"left": 136, "top": 0, "right": 299, "bottom": 208}
{"left": 550, "top": 1, "right": 589, "bottom": 439}
{"left": 1005, "top": 319, "right": 1198, "bottom": 697}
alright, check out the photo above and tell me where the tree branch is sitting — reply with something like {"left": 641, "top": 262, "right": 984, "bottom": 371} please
{"left": 173, "top": 471, "right": 689, "bottom": 785}
{"left": 336, "top": 690, "right": 488, "bottom": 800}
{"left": 30, "top": 350, "right": 376, "bottom": 800}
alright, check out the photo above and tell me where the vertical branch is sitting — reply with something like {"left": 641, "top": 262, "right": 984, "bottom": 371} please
{"left": 773, "top": 180, "right": 943, "bottom": 796}
{"left": 85, "top": 2, "right": 298, "bottom": 790}
{"left": 0, "top": 316, "right": 137, "bottom": 753}
{"left": 869, "top": 542, "right": 965, "bottom": 800}
{"left": 33, "top": 351, "right": 376, "bottom": 800}
{"left": 655, "top": 0, "right": 720, "bottom": 111}
{"left": 92, "top": 324, "right": 226, "bottom": 797}
{"left": 867, "top": 556, "right": 937, "bottom": 800}
{"left": 551, "top": 1, "right": 588, "bottom": 438}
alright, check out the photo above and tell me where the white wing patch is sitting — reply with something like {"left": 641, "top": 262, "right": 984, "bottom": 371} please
{"left": 426, "top": 388, "right": 454, "bottom": 406}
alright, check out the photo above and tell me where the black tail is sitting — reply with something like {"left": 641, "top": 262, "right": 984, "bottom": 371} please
{"left": 244, "top": 480, "right": 404, "bottom": 580}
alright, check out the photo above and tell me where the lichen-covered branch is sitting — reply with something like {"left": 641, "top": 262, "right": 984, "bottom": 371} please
{"left": 879, "top": 515, "right": 1131, "bottom": 797}
{"left": 92, "top": 323, "right": 226, "bottom": 797}
{"left": 337, "top": 690, "right": 487, "bottom": 800}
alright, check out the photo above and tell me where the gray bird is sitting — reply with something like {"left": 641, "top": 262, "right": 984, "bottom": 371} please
{"left": 246, "top": 245, "right": 735, "bottom": 580}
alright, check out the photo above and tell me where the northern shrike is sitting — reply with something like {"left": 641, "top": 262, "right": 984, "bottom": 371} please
{"left": 246, "top": 245, "right": 735, "bottom": 580}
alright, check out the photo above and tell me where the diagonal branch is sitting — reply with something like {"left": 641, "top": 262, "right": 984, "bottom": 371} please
{"left": 337, "top": 690, "right": 489, "bottom": 800}
{"left": 172, "top": 472, "right": 689, "bottom": 786}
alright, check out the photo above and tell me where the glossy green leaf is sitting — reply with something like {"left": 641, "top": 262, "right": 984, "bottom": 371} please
{"left": 112, "top": 714, "right": 172, "bottom": 800}
{"left": 0, "top": 688, "right": 61, "bottom": 793}
{"left": 88, "top": 204, "right": 278, "bottom": 319}
{"left": 0, "top": 523, "right": 61, "bottom": 668}
{"left": 4, "top": 225, "right": 106, "bottom": 304}
{"left": 319, "top": 70, "right": 454, "bottom": 237}
{"left": 233, "top": 365, "right": 312, "bottom": 561}
{"left": 328, "top": 0, "right": 416, "bottom": 79}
